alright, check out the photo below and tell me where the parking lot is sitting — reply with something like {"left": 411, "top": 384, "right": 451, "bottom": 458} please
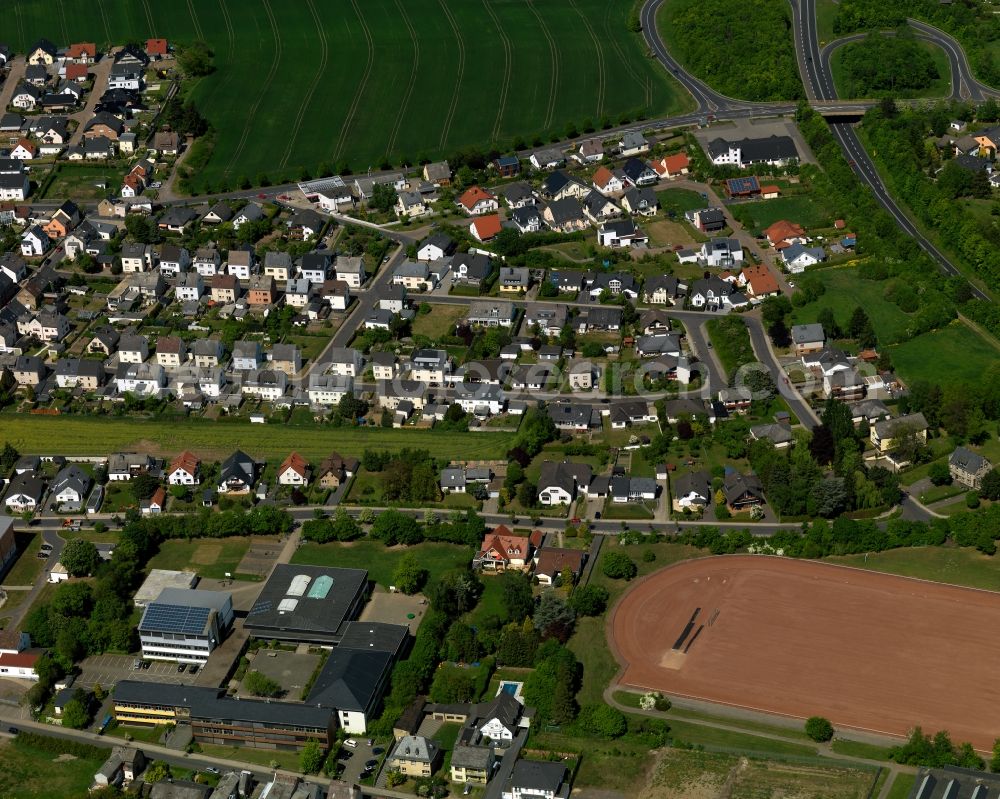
{"left": 77, "top": 653, "right": 198, "bottom": 689}
{"left": 335, "top": 736, "right": 384, "bottom": 785}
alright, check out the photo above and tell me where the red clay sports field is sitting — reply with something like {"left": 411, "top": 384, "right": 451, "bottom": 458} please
{"left": 608, "top": 555, "right": 1000, "bottom": 749}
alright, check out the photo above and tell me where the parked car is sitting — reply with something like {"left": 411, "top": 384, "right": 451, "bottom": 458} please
{"left": 344, "top": 739, "right": 358, "bottom": 748}
{"left": 205, "top": 767, "right": 220, "bottom": 775}
{"left": 177, "top": 663, "right": 186, "bottom": 672}
{"left": 188, "top": 664, "right": 199, "bottom": 674}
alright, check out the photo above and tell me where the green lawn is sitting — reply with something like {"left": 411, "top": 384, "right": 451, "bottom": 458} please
{"left": 0, "top": 413, "right": 514, "bottom": 462}
{"left": 656, "top": 188, "right": 708, "bottom": 216}
{"left": 815, "top": 0, "right": 839, "bottom": 43}
{"left": 292, "top": 540, "right": 473, "bottom": 590}
{"left": 888, "top": 321, "right": 1000, "bottom": 385}
{"left": 831, "top": 36, "right": 952, "bottom": 100}
{"left": 826, "top": 546, "right": 1000, "bottom": 592}
{"left": 0, "top": 738, "right": 103, "bottom": 799}
{"left": 9, "top": 0, "right": 692, "bottom": 191}
{"left": 729, "top": 195, "right": 833, "bottom": 231}
{"left": 830, "top": 738, "right": 892, "bottom": 761}
{"left": 411, "top": 304, "right": 466, "bottom": 340}
{"left": 39, "top": 163, "right": 128, "bottom": 201}
{"left": 705, "top": 316, "right": 754, "bottom": 380}
{"left": 1, "top": 532, "right": 44, "bottom": 587}
{"left": 198, "top": 743, "right": 300, "bottom": 772}
{"left": 887, "top": 773, "right": 917, "bottom": 799}
{"left": 146, "top": 537, "right": 256, "bottom": 580}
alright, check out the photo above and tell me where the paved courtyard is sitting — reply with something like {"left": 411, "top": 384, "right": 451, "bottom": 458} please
{"left": 239, "top": 649, "right": 320, "bottom": 700}
{"left": 360, "top": 586, "right": 426, "bottom": 634}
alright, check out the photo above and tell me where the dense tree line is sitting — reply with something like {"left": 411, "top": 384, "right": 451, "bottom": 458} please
{"left": 839, "top": 31, "right": 940, "bottom": 98}
{"left": 861, "top": 102, "right": 1000, "bottom": 293}
{"left": 833, "top": 0, "right": 1000, "bottom": 88}
{"left": 665, "top": 0, "right": 804, "bottom": 101}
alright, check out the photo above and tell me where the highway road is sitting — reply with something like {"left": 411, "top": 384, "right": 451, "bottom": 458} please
{"left": 793, "top": 0, "right": 992, "bottom": 302}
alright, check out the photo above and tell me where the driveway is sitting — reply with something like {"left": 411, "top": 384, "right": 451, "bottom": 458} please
{"left": 65, "top": 53, "right": 114, "bottom": 147}
{"left": 0, "top": 58, "right": 27, "bottom": 111}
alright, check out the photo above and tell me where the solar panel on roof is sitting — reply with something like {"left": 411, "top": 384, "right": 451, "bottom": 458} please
{"left": 140, "top": 603, "right": 211, "bottom": 635}
{"left": 248, "top": 599, "right": 272, "bottom": 616}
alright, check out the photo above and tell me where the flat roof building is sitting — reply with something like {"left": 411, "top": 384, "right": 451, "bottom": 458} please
{"left": 112, "top": 681, "right": 334, "bottom": 751}
{"left": 138, "top": 587, "right": 233, "bottom": 664}
{"left": 133, "top": 569, "right": 199, "bottom": 608}
{"left": 245, "top": 565, "right": 368, "bottom": 645}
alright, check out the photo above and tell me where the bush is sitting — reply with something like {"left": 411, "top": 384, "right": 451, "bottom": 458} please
{"left": 928, "top": 462, "right": 952, "bottom": 486}
{"left": 601, "top": 551, "right": 637, "bottom": 580}
{"left": 243, "top": 670, "right": 282, "bottom": 698}
{"left": 967, "top": 491, "right": 982, "bottom": 509}
{"left": 805, "top": 716, "right": 834, "bottom": 742}
{"left": 577, "top": 703, "right": 627, "bottom": 739}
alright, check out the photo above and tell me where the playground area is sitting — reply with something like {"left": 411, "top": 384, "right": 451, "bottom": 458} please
{"left": 609, "top": 555, "right": 1000, "bottom": 749}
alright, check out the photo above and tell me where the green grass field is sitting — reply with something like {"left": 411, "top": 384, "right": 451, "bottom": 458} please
{"left": 826, "top": 546, "right": 1000, "bottom": 592}
{"left": 729, "top": 195, "right": 834, "bottom": 231}
{"left": 886, "top": 773, "right": 916, "bottom": 799}
{"left": 39, "top": 163, "right": 128, "bottom": 201}
{"left": 292, "top": 540, "right": 473, "bottom": 589}
{"left": 790, "top": 267, "right": 917, "bottom": 346}
{"left": 656, "top": 188, "right": 708, "bottom": 216}
{"left": 0, "top": 414, "right": 514, "bottom": 462}
{"left": 146, "top": 537, "right": 257, "bottom": 580}
{"left": 830, "top": 37, "right": 952, "bottom": 100}
{"left": 888, "top": 321, "right": 1000, "bottom": 385}
{"left": 9, "top": 0, "right": 692, "bottom": 190}
{"left": 0, "top": 738, "right": 103, "bottom": 799}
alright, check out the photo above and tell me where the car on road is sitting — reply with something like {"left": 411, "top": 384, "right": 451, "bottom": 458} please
{"left": 571, "top": 517, "right": 581, "bottom": 524}
{"left": 595, "top": 512, "right": 602, "bottom": 519}
{"left": 7, "top": 727, "right": 18, "bottom": 735}
{"left": 258, "top": 193, "right": 267, "bottom": 199}
{"left": 707, "top": 341, "right": 713, "bottom": 348}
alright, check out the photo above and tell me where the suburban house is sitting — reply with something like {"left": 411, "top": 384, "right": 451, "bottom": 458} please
{"left": 387, "top": 735, "right": 441, "bottom": 778}
{"left": 687, "top": 207, "right": 726, "bottom": 232}
{"left": 501, "top": 760, "right": 570, "bottom": 799}
{"left": 542, "top": 198, "right": 588, "bottom": 233}
{"left": 621, "top": 157, "right": 659, "bottom": 187}
{"left": 4, "top": 475, "right": 45, "bottom": 513}
{"left": 750, "top": 422, "right": 794, "bottom": 449}
{"left": 949, "top": 447, "right": 992, "bottom": 489}
{"left": 575, "top": 137, "right": 604, "bottom": 163}
{"left": 537, "top": 460, "right": 593, "bottom": 506}
{"left": 167, "top": 452, "right": 201, "bottom": 486}
{"left": 473, "top": 526, "right": 536, "bottom": 572}
{"left": 643, "top": 275, "right": 686, "bottom": 305}
{"left": 511, "top": 205, "right": 542, "bottom": 233}
{"left": 592, "top": 166, "right": 625, "bottom": 194}
{"left": 316, "top": 453, "right": 358, "bottom": 489}
{"left": 529, "top": 147, "right": 565, "bottom": 170}
{"left": 458, "top": 186, "right": 499, "bottom": 215}
{"left": 467, "top": 300, "right": 516, "bottom": 328}
{"left": 764, "top": 219, "right": 807, "bottom": 249}
{"left": 619, "top": 131, "right": 651, "bottom": 156}
{"left": 51, "top": 465, "right": 92, "bottom": 508}
{"left": 598, "top": 219, "right": 647, "bottom": 248}
{"left": 782, "top": 242, "right": 827, "bottom": 273}
{"left": 791, "top": 323, "right": 825, "bottom": 355}
{"left": 870, "top": 413, "right": 930, "bottom": 454}
{"left": 218, "top": 450, "right": 257, "bottom": 494}
{"left": 651, "top": 152, "right": 690, "bottom": 178}
{"left": 672, "top": 470, "right": 712, "bottom": 513}
{"left": 416, "top": 233, "right": 456, "bottom": 261}
{"left": 738, "top": 264, "right": 781, "bottom": 302}
{"left": 470, "top": 214, "right": 502, "bottom": 242}
{"left": 621, "top": 186, "right": 658, "bottom": 216}
{"left": 277, "top": 452, "right": 311, "bottom": 486}
{"left": 723, "top": 472, "right": 765, "bottom": 512}
{"left": 534, "top": 547, "right": 587, "bottom": 586}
